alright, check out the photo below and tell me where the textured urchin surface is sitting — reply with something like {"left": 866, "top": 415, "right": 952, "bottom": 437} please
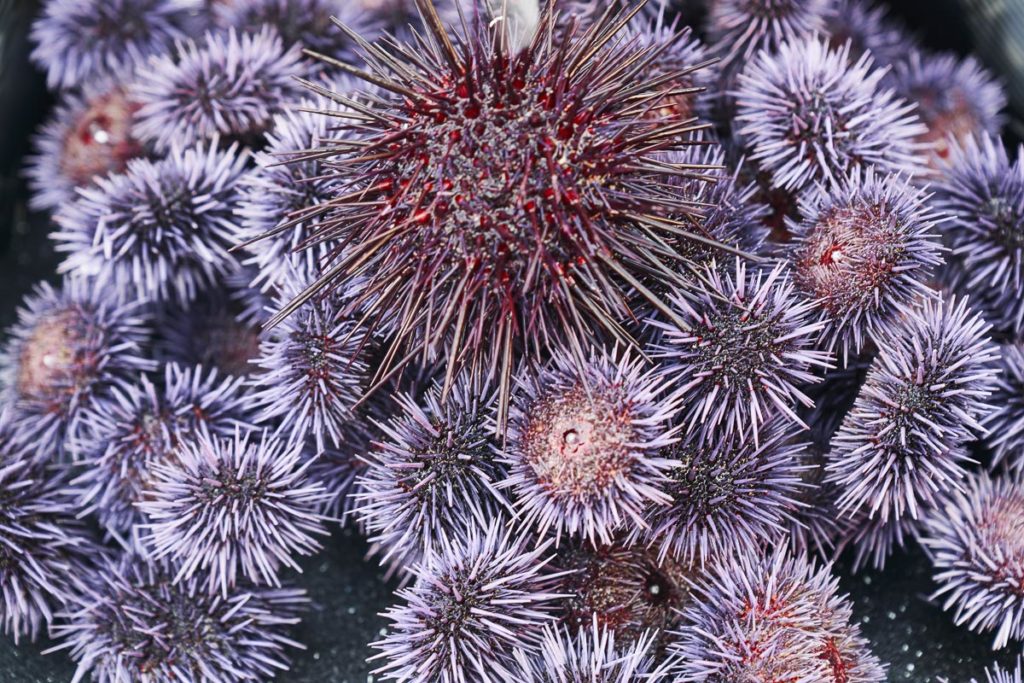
{"left": 921, "top": 471, "right": 1024, "bottom": 650}
{"left": 501, "top": 348, "right": 680, "bottom": 546}
{"left": 273, "top": 4, "right": 715, "bottom": 424}
{"left": 824, "top": 0, "right": 919, "bottom": 66}
{"left": 28, "top": 0, "right": 194, "bottom": 91}
{"left": 636, "top": 418, "right": 809, "bottom": 565}
{"left": 0, "top": 278, "right": 154, "bottom": 462}
{"left": 826, "top": 296, "right": 999, "bottom": 523}
{"left": 354, "top": 377, "right": 510, "bottom": 569}
{"left": 138, "top": 430, "right": 330, "bottom": 596}
{"left": 647, "top": 259, "right": 830, "bottom": 444}
{"left": 734, "top": 36, "right": 925, "bottom": 196}
{"left": 51, "top": 554, "right": 308, "bottom": 683}
{"left": 935, "top": 135, "right": 1024, "bottom": 338}
{"left": 25, "top": 81, "right": 148, "bottom": 211}
{"left": 71, "top": 363, "right": 255, "bottom": 532}
{"left": 892, "top": 50, "right": 1006, "bottom": 167}
{"left": 790, "top": 169, "right": 944, "bottom": 364}
{"left": 53, "top": 139, "right": 249, "bottom": 305}
{"left": 705, "top": 0, "right": 828, "bottom": 74}
{"left": 670, "top": 547, "right": 886, "bottom": 683}
{"left": 985, "top": 344, "right": 1024, "bottom": 473}
{"left": 133, "top": 26, "right": 304, "bottom": 152}
{"left": 371, "top": 523, "right": 566, "bottom": 682}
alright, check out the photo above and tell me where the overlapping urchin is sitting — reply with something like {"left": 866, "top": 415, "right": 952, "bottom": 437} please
{"left": 636, "top": 419, "right": 809, "bottom": 565}
{"left": 826, "top": 296, "right": 999, "bottom": 522}
{"left": 71, "top": 363, "right": 255, "bottom": 532}
{"left": 892, "top": 50, "right": 1006, "bottom": 167}
{"left": 648, "top": 259, "right": 830, "bottom": 444}
{"left": 53, "top": 139, "right": 249, "bottom": 305}
{"left": 734, "top": 36, "right": 925, "bottom": 196}
{"left": 824, "top": 0, "right": 919, "bottom": 66}
{"left": 133, "top": 26, "right": 304, "bottom": 152}
{"left": 51, "top": 554, "right": 308, "bottom": 682}
{"left": 371, "top": 522, "right": 566, "bottom": 682}
{"left": 0, "top": 277, "right": 154, "bottom": 461}
{"left": 270, "top": 3, "right": 716, "bottom": 425}
{"left": 138, "top": 430, "right": 330, "bottom": 596}
{"left": 28, "top": 0, "right": 195, "bottom": 90}
{"left": 705, "top": 0, "right": 828, "bottom": 74}
{"left": 935, "top": 135, "right": 1024, "bottom": 337}
{"left": 985, "top": 344, "right": 1024, "bottom": 473}
{"left": 920, "top": 470, "right": 1024, "bottom": 649}
{"left": 500, "top": 347, "right": 680, "bottom": 546}
{"left": 790, "top": 169, "right": 944, "bottom": 364}
{"left": 670, "top": 547, "right": 886, "bottom": 683}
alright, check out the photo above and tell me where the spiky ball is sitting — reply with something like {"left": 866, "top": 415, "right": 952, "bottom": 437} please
{"left": 790, "top": 169, "right": 944, "bottom": 363}
{"left": 139, "top": 430, "right": 330, "bottom": 595}
{"left": 921, "top": 470, "right": 1024, "bottom": 649}
{"left": 133, "top": 27, "right": 304, "bottom": 151}
{"left": 826, "top": 296, "right": 999, "bottom": 522}
{"left": 52, "top": 554, "right": 308, "bottom": 682}
{"left": 501, "top": 348, "right": 679, "bottom": 545}
{"left": 706, "top": 0, "right": 827, "bottom": 74}
{"left": 0, "top": 278, "right": 153, "bottom": 461}
{"left": 985, "top": 344, "right": 1024, "bottom": 473}
{"left": 735, "top": 37, "right": 925, "bottom": 195}
{"left": 53, "top": 140, "right": 249, "bottom": 305}
{"left": 29, "top": 0, "right": 193, "bottom": 90}
{"left": 371, "top": 523, "right": 565, "bottom": 682}
{"left": 824, "top": 0, "right": 919, "bottom": 66}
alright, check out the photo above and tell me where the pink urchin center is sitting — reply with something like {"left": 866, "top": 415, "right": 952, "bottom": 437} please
{"left": 61, "top": 88, "right": 143, "bottom": 187}
{"left": 17, "top": 308, "right": 94, "bottom": 400}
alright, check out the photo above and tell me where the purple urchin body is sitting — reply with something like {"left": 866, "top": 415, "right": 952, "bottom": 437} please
{"left": 138, "top": 430, "right": 330, "bottom": 596}
{"left": 824, "top": 0, "right": 919, "bottom": 66}
{"left": 501, "top": 348, "right": 680, "bottom": 546}
{"left": 53, "top": 139, "right": 250, "bottom": 306}
{"left": 984, "top": 344, "right": 1024, "bottom": 473}
{"left": 706, "top": 0, "right": 828, "bottom": 74}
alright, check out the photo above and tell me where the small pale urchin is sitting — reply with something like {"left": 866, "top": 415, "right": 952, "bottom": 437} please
{"left": 500, "top": 347, "right": 680, "bottom": 546}
{"left": 371, "top": 522, "right": 566, "bottom": 683}
{"left": 920, "top": 470, "right": 1024, "bottom": 649}
{"left": 790, "top": 169, "right": 944, "bottom": 364}
{"left": 734, "top": 36, "right": 925, "bottom": 196}
{"left": 826, "top": 296, "right": 999, "bottom": 522}
{"left": 984, "top": 344, "right": 1024, "bottom": 473}
{"left": 52, "top": 139, "right": 250, "bottom": 305}
{"left": 647, "top": 259, "right": 830, "bottom": 444}
{"left": 138, "top": 430, "right": 330, "bottom": 596}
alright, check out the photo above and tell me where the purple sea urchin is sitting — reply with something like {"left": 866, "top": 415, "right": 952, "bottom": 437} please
{"left": 824, "top": 0, "right": 918, "bottom": 66}
{"left": 790, "top": 169, "right": 944, "bottom": 363}
{"left": 371, "top": 522, "right": 565, "bottom": 682}
{"left": 53, "top": 139, "right": 249, "bottom": 305}
{"left": 501, "top": 348, "right": 680, "bottom": 546}
{"left": 706, "top": 0, "right": 828, "bottom": 73}
{"left": 648, "top": 259, "right": 830, "bottom": 444}
{"left": 974, "top": 660, "right": 1024, "bottom": 683}
{"left": 985, "top": 344, "right": 1024, "bottom": 473}
{"left": 139, "top": 430, "right": 330, "bottom": 596}
{"left": 133, "top": 26, "right": 304, "bottom": 152}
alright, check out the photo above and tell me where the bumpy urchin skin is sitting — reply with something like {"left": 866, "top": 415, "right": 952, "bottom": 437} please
{"left": 935, "top": 135, "right": 1024, "bottom": 338}
{"left": 53, "top": 139, "right": 250, "bottom": 306}
{"left": 706, "top": 0, "right": 828, "bottom": 74}
{"left": 892, "top": 50, "right": 1006, "bottom": 168}
{"left": 985, "top": 344, "right": 1024, "bottom": 473}
{"left": 824, "top": 0, "right": 919, "bottom": 66}
{"left": 278, "top": 5, "right": 716, "bottom": 423}
{"left": 71, "top": 363, "right": 255, "bottom": 532}
{"left": 354, "top": 377, "right": 511, "bottom": 569}
{"left": 635, "top": 419, "right": 809, "bottom": 566}
{"left": 790, "top": 169, "right": 944, "bottom": 364}
{"left": 669, "top": 547, "right": 886, "bottom": 683}
{"left": 25, "top": 81, "right": 148, "bottom": 212}
{"left": 371, "top": 523, "right": 567, "bottom": 683}
{"left": 52, "top": 554, "right": 308, "bottom": 683}
{"left": 734, "top": 37, "right": 926, "bottom": 196}
{"left": 648, "top": 259, "right": 830, "bottom": 444}
{"left": 501, "top": 348, "right": 681, "bottom": 546}
{"left": 0, "top": 278, "right": 154, "bottom": 462}
{"left": 921, "top": 470, "right": 1024, "bottom": 649}
{"left": 133, "top": 27, "right": 304, "bottom": 152}
{"left": 826, "top": 296, "right": 999, "bottom": 523}
{"left": 28, "top": 0, "right": 195, "bottom": 91}
{"left": 138, "top": 430, "right": 331, "bottom": 596}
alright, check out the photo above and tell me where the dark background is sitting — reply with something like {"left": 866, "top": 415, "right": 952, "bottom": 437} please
{"left": 1, "top": 0, "right": 1022, "bottom": 679}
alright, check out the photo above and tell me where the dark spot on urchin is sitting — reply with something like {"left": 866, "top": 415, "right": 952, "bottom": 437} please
{"left": 17, "top": 307, "right": 93, "bottom": 399}
{"left": 401, "top": 416, "right": 494, "bottom": 501}
{"left": 60, "top": 87, "right": 143, "bottom": 187}
{"left": 689, "top": 296, "right": 793, "bottom": 387}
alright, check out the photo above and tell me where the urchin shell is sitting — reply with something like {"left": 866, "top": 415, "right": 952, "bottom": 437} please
{"left": 984, "top": 344, "right": 1024, "bottom": 473}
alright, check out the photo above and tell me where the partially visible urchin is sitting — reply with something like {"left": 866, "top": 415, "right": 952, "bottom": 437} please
{"left": 824, "top": 0, "right": 919, "bottom": 66}
{"left": 985, "top": 344, "right": 1024, "bottom": 473}
{"left": 53, "top": 139, "right": 249, "bottom": 305}
{"left": 648, "top": 259, "right": 830, "bottom": 444}
{"left": 139, "top": 430, "right": 330, "bottom": 596}
{"left": 973, "top": 660, "right": 1024, "bottom": 683}
{"left": 501, "top": 348, "right": 680, "bottom": 546}
{"left": 133, "top": 26, "right": 304, "bottom": 152}
{"left": 371, "top": 523, "right": 566, "bottom": 683}
{"left": 706, "top": 0, "right": 828, "bottom": 74}
{"left": 790, "top": 169, "right": 944, "bottom": 364}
